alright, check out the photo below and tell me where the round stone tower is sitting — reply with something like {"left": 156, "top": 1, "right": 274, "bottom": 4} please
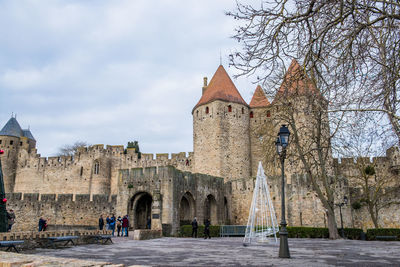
{"left": 192, "top": 65, "right": 251, "bottom": 181}
{"left": 0, "top": 116, "right": 36, "bottom": 193}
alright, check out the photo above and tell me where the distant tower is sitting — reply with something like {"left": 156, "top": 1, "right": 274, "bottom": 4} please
{"left": 0, "top": 116, "right": 36, "bottom": 192}
{"left": 192, "top": 65, "right": 251, "bottom": 181}
{"left": 249, "top": 85, "right": 272, "bottom": 177}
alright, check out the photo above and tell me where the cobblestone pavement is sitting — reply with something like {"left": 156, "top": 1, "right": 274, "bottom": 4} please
{"left": 25, "top": 237, "right": 400, "bottom": 266}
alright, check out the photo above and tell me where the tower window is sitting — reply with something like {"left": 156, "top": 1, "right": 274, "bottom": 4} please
{"left": 228, "top": 105, "right": 232, "bottom": 112}
{"left": 206, "top": 107, "right": 209, "bottom": 114}
{"left": 196, "top": 110, "right": 199, "bottom": 117}
{"left": 250, "top": 111, "right": 254, "bottom": 118}
{"left": 80, "top": 166, "right": 84, "bottom": 176}
{"left": 94, "top": 162, "right": 100, "bottom": 174}
{"left": 267, "top": 111, "right": 271, "bottom": 117}
{"left": 241, "top": 107, "right": 244, "bottom": 114}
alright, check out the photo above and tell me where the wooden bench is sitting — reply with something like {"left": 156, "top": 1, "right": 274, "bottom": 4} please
{"left": 39, "top": 236, "right": 79, "bottom": 248}
{"left": 0, "top": 240, "right": 24, "bottom": 253}
{"left": 220, "top": 225, "right": 247, "bottom": 237}
{"left": 376, "top": 235, "right": 397, "bottom": 241}
{"left": 90, "top": 234, "right": 113, "bottom": 244}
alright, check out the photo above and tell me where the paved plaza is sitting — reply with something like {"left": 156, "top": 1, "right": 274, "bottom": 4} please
{"left": 23, "top": 237, "right": 400, "bottom": 266}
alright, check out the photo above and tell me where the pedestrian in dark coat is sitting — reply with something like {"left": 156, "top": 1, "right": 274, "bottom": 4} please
{"left": 122, "top": 215, "right": 129, "bottom": 237}
{"left": 99, "top": 215, "right": 104, "bottom": 230}
{"left": 191, "top": 217, "right": 198, "bottom": 238}
{"left": 38, "top": 217, "right": 47, "bottom": 232}
{"left": 204, "top": 219, "right": 211, "bottom": 239}
{"left": 117, "top": 216, "right": 122, "bottom": 236}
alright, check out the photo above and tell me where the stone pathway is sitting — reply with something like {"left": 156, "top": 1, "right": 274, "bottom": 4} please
{"left": 23, "top": 237, "right": 400, "bottom": 266}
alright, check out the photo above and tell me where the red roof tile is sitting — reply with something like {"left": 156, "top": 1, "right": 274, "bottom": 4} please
{"left": 272, "top": 59, "right": 320, "bottom": 104}
{"left": 193, "top": 65, "right": 248, "bottom": 112}
{"left": 249, "top": 85, "right": 270, "bottom": 108}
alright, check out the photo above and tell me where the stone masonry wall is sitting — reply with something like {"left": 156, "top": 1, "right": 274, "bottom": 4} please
{"left": 9, "top": 144, "right": 193, "bottom": 196}
{"left": 117, "top": 166, "right": 227, "bottom": 235}
{"left": 5, "top": 192, "right": 116, "bottom": 232}
{"left": 193, "top": 100, "right": 251, "bottom": 181}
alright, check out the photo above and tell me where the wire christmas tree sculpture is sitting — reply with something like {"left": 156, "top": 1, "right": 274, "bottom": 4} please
{"left": 243, "top": 162, "right": 279, "bottom": 246}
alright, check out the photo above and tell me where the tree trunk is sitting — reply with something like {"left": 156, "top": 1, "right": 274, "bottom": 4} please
{"left": 326, "top": 207, "right": 339, "bottom": 239}
{"left": 369, "top": 203, "right": 379, "bottom": 228}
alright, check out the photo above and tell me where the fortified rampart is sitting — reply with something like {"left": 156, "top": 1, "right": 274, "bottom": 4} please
{"left": 4, "top": 192, "right": 116, "bottom": 232}
{"left": 117, "top": 166, "right": 228, "bottom": 235}
{"left": 10, "top": 144, "right": 193, "bottom": 196}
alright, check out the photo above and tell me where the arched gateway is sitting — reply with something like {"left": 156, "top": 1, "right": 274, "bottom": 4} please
{"left": 179, "top": 192, "right": 196, "bottom": 225}
{"left": 129, "top": 192, "right": 153, "bottom": 229}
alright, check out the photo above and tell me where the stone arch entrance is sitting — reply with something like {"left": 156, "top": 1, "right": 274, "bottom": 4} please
{"left": 129, "top": 192, "right": 153, "bottom": 229}
{"left": 204, "top": 194, "right": 217, "bottom": 225}
{"left": 179, "top": 192, "right": 196, "bottom": 225}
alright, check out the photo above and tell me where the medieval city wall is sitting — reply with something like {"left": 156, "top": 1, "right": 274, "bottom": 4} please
{"left": 10, "top": 144, "right": 193, "bottom": 196}
{"left": 193, "top": 100, "right": 251, "bottom": 181}
{"left": 5, "top": 192, "right": 116, "bottom": 232}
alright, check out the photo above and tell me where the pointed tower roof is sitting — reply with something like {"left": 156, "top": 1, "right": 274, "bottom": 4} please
{"left": 0, "top": 117, "right": 24, "bottom": 138}
{"left": 249, "top": 85, "right": 270, "bottom": 108}
{"left": 22, "top": 129, "right": 35, "bottom": 141}
{"left": 193, "top": 65, "right": 248, "bottom": 112}
{"left": 272, "top": 59, "right": 320, "bottom": 104}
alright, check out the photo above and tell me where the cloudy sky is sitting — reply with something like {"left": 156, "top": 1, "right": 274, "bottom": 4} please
{"left": 0, "top": 0, "right": 261, "bottom": 157}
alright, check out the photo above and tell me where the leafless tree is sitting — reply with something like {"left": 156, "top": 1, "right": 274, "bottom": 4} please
{"left": 335, "top": 112, "right": 399, "bottom": 228}
{"left": 57, "top": 141, "right": 89, "bottom": 156}
{"left": 227, "top": 0, "right": 400, "bottom": 143}
{"left": 227, "top": 0, "right": 399, "bottom": 239}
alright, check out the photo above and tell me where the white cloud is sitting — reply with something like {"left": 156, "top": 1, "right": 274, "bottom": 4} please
{"left": 0, "top": 0, "right": 259, "bottom": 156}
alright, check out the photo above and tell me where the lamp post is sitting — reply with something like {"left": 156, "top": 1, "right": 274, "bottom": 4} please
{"left": 336, "top": 196, "right": 348, "bottom": 238}
{"left": 0, "top": 149, "right": 8, "bottom": 232}
{"left": 275, "top": 125, "right": 290, "bottom": 258}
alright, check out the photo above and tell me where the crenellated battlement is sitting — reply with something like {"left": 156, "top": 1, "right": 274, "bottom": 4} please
{"left": 334, "top": 146, "right": 399, "bottom": 175}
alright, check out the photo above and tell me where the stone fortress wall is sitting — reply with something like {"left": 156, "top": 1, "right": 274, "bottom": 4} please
{"left": 4, "top": 192, "right": 116, "bottom": 232}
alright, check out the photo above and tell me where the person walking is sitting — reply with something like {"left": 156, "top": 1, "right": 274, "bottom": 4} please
{"left": 7, "top": 209, "right": 15, "bottom": 232}
{"left": 122, "top": 215, "right": 129, "bottom": 237}
{"left": 116, "top": 216, "right": 122, "bottom": 236}
{"left": 106, "top": 216, "right": 110, "bottom": 230}
{"left": 204, "top": 219, "right": 211, "bottom": 239}
{"left": 110, "top": 214, "right": 116, "bottom": 236}
{"left": 38, "top": 217, "right": 47, "bottom": 232}
{"left": 146, "top": 216, "right": 151, "bottom": 229}
{"left": 99, "top": 215, "right": 104, "bottom": 230}
{"left": 191, "top": 217, "right": 198, "bottom": 238}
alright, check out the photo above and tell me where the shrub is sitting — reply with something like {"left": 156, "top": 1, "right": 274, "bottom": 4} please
{"left": 179, "top": 225, "right": 220, "bottom": 238}
{"left": 343, "top": 228, "right": 364, "bottom": 240}
{"left": 286, "top": 227, "right": 329, "bottom": 238}
{"left": 366, "top": 228, "right": 400, "bottom": 241}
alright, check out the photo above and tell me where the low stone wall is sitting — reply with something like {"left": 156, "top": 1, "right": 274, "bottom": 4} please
{"left": 132, "top": 229, "right": 162, "bottom": 240}
{"left": 0, "top": 229, "right": 112, "bottom": 250}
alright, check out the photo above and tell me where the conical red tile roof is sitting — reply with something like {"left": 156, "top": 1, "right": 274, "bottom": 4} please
{"left": 272, "top": 59, "right": 320, "bottom": 104}
{"left": 249, "top": 85, "right": 270, "bottom": 108}
{"left": 193, "top": 65, "right": 248, "bottom": 112}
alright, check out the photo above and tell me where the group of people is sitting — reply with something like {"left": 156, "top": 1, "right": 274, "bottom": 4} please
{"left": 191, "top": 217, "right": 211, "bottom": 239}
{"left": 99, "top": 214, "right": 129, "bottom": 237}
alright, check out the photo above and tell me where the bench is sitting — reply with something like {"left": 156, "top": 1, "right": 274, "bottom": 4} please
{"left": 90, "top": 234, "right": 113, "bottom": 244}
{"left": 220, "top": 225, "right": 247, "bottom": 237}
{"left": 376, "top": 235, "right": 397, "bottom": 241}
{"left": 0, "top": 240, "right": 24, "bottom": 253}
{"left": 39, "top": 236, "right": 79, "bottom": 248}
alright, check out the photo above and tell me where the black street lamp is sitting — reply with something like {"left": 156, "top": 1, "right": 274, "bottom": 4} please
{"left": 275, "top": 125, "right": 290, "bottom": 258}
{"left": 336, "top": 196, "right": 348, "bottom": 238}
{"left": 0, "top": 149, "right": 8, "bottom": 232}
